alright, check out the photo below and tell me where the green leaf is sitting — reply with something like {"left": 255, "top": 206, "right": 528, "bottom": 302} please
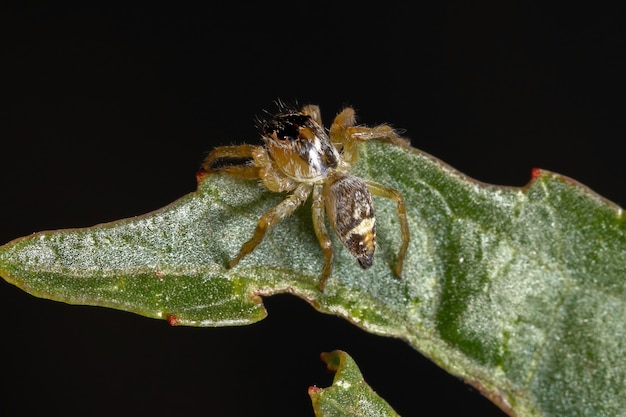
{"left": 309, "top": 350, "right": 399, "bottom": 417}
{"left": 1, "top": 140, "right": 625, "bottom": 416}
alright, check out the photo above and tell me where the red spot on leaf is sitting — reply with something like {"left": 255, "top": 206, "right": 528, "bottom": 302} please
{"left": 167, "top": 314, "right": 180, "bottom": 326}
{"left": 531, "top": 168, "right": 542, "bottom": 180}
{"left": 308, "top": 386, "right": 321, "bottom": 395}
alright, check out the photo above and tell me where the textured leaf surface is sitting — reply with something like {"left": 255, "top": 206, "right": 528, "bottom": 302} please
{"left": 1, "top": 140, "right": 625, "bottom": 416}
{"left": 309, "top": 350, "right": 399, "bottom": 417}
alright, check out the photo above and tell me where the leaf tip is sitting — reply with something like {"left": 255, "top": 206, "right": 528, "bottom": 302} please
{"left": 320, "top": 350, "right": 343, "bottom": 373}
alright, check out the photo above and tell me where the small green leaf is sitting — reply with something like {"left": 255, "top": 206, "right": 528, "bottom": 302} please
{"left": 1, "top": 140, "right": 625, "bottom": 416}
{"left": 309, "top": 350, "right": 399, "bottom": 417}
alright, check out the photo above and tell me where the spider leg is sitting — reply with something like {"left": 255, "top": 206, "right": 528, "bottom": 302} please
{"left": 332, "top": 106, "right": 357, "bottom": 129}
{"left": 364, "top": 179, "right": 409, "bottom": 278}
{"left": 202, "top": 144, "right": 259, "bottom": 172}
{"left": 229, "top": 183, "right": 312, "bottom": 269}
{"left": 311, "top": 184, "right": 333, "bottom": 291}
{"left": 301, "top": 104, "right": 323, "bottom": 126}
{"left": 348, "top": 124, "right": 407, "bottom": 143}
{"left": 329, "top": 107, "right": 410, "bottom": 166}
{"left": 215, "top": 165, "right": 261, "bottom": 179}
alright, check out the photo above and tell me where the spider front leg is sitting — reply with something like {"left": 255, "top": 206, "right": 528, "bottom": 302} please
{"left": 301, "top": 104, "right": 323, "bottom": 126}
{"left": 364, "top": 179, "right": 410, "bottom": 278}
{"left": 229, "top": 183, "right": 312, "bottom": 270}
{"left": 201, "top": 144, "right": 260, "bottom": 176}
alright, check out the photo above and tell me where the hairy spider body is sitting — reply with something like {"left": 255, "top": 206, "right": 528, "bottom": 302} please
{"left": 202, "top": 104, "right": 409, "bottom": 290}
{"left": 326, "top": 175, "right": 376, "bottom": 268}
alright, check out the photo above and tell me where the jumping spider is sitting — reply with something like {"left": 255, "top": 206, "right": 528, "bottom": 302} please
{"left": 202, "top": 104, "right": 410, "bottom": 291}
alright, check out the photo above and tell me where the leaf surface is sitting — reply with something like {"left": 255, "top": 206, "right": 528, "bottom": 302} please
{"left": 309, "top": 350, "right": 399, "bottom": 417}
{"left": 1, "top": 140, "right": 625, "bottom": 416}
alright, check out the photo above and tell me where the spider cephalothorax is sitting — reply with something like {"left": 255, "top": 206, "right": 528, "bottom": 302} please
{"left": 261, "top": 111, "right": 340, "bottom": 181}
{"left": 202, "top": 104, "right": 410, "bottom": 290}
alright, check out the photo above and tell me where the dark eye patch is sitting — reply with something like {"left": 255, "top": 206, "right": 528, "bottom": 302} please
{"left": 263, "top": 113, "right": 311, "bottom": 141}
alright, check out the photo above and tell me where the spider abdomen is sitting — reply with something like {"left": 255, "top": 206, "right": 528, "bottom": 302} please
{"left": 325, "top": 175, "right": 376, "bottom": 268}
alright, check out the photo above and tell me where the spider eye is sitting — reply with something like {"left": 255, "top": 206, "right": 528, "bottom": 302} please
{"left": 275, "top": 124, "right": 299, "bottom": 141}
{"left": 263, "top": 113, "right": 311, "bottom": 141}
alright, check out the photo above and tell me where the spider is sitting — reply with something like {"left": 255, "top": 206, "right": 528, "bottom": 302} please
{"left": 202, "top": 104, "right": 410, "bottom": 291}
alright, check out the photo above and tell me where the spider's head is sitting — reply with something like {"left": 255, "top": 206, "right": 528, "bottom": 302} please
{"left": 261, "top": 109, "right": 340, "bottom": 179}
{"left": 261, "top": 112, "right": 313, "bottom": 143}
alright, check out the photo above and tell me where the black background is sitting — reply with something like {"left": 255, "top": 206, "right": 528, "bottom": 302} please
{"left": 1, "top": 3, "right": 624, "bottom": 416}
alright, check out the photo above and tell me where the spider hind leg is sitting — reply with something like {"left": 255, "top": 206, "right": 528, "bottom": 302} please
{"left": 365, "top": 179, "right": 409, "bottom": 278}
